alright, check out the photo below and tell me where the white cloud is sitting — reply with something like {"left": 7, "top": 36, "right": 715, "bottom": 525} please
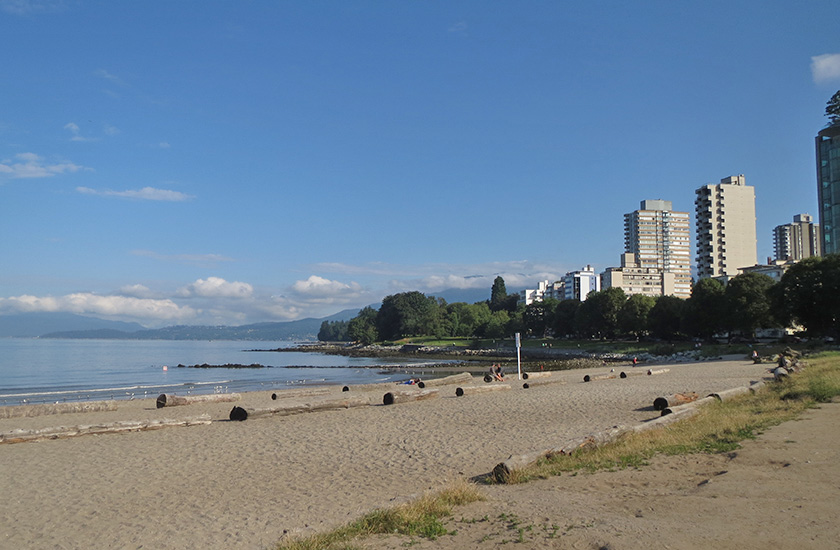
{"left": 76, "top": 186, "right": 194, "bottom": 201}
{"left": 158, "top": 142, "right": 171, "bottom": 149}
{"left": 0, "top": 293, "right": 196, "bottom": 321}
{"left": 64, "top": 122, "right": 95, "bottom": 142}
{"left": 0, "top": 152, "right": 86, "bottom": 179}
{"left": 292, "top": 275, "right": 362, "bottom": 297}
{"left": 180, "top": 277, "right": 254, "bottom": 299}
{"left": 811, "top": 53, "right": 840, "bottom": 83}
{"left": 0, "top": 0, "right": 64, "bottom": 16}
{"left": 94, "top": 69, "right": 127, "bottom": 86}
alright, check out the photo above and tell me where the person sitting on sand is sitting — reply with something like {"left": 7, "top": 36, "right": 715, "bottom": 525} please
{"left": 492, "top": 364, "right": 505, "bottom": 381}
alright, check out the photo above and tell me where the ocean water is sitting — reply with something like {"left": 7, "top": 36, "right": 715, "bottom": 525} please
{"left": 0, "top": 339, "right": 444, "bottom": 406}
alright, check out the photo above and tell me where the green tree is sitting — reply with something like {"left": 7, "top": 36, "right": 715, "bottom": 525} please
{"left": 489, "top": 276, "right": 508, "bottom": 312}
{"left": 575, "top": 287, "right": 626, "bottom": 338}
{"left": 484, "top": 310, "right": 511, "bottom": 339}
{"left": 553, "top": 299, "right": 581, "bottom": 338}
{"left": 317, "top": 320, "right": 349, "bottom": 341}
{"left": 774, "top": 255, "right": 840, "bottom": 338}
{"left": 724, "top": 272, "right": 778, "bottom": 338}
{"left": 376, "top": 291, "right": 439, "bottom": 340}
{"left": 347, "top": 306, "right": 378, "bottom": 345}
{"left": 685, "top": 278, "right": 726, "bottom": 339}
{"left": 522, "top": 298, "right": 558, "bottom": 338}
{"left": 618, "top": 294, "right": 656, "bottom": 337}
{"left": 827, "top": 89, "right": 840, "bottom": 125}
{"left": 648, "top": 295, "right": 687, "bottom": 340}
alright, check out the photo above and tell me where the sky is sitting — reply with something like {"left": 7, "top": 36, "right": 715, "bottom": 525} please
{"left": 1, "top": 1, "right": 839, "bottom": 328}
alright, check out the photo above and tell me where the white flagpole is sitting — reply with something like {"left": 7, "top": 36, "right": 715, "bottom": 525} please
{"left": 515, "top": 332, "right": 522, "bottom": 380}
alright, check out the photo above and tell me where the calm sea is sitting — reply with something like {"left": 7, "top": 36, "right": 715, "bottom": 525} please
{"left": 0, "top": 339, "right": 444, "bottom": 406}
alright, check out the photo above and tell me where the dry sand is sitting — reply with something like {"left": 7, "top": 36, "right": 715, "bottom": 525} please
{"left": 1, "top": 356, "right": 822, "bottom": 549}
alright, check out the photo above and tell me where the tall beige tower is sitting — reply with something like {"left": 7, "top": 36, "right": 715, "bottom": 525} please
{"left": 623, "top": 199, "right": 691, "bottom": 297}
{"left": 695, "top": 175, "right": 757, "bottom": 279}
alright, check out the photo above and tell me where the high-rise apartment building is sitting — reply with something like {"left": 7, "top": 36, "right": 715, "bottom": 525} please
{"left": 817, "top": 124, "right": 840, "bottom": 255}
{"left": 623, "top": 199, "right": 691, "bottom": 297}
{"left": 695, "top": 175, "right": 757, "bottom": 279}
{"left": 773, "top": 214, "right": 821, "bottom": 261}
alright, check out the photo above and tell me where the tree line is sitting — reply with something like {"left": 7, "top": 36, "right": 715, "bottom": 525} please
{"left": 318, "top": 255, "right": 840, "bottom": 344}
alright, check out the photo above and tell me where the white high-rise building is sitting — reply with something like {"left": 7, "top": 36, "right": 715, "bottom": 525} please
{"left": 695, "top": 175, "right": 757, "bottom": 279}
{"left": 773, "top": 214, "right": 821, "bottom": 261}
{"left": 623, "top": 199, "right": 691, "bottom": 298}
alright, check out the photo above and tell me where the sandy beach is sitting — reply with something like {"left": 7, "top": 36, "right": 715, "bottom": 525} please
{"left": 0, "top": 356, "right": 807, "bottom": 549}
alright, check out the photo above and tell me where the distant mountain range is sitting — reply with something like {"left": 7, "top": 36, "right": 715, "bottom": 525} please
{"left": 0, "top": 310, "right": 359, "bottom": 340}
{"left": 0, "top": 287, "right": 491, "bottom": 340}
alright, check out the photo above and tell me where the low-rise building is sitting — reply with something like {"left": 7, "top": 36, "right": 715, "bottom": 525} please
{"left": 601, "top": 253, "right": 678, "bottom": 297}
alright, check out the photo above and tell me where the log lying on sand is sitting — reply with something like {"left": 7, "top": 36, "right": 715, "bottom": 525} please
{"left": 653, "top": 392, "right": 699, "bottom": 411}
{"left": 708, "top": 386, "right": 750, "bottom": 402}
{"left": 647, "top": 368, "right": 670, "bottom": 376}
{"left": 229, "top": 395, "right": 372, "bottom": 421}
{"left": 661, "top": 395, "right": 716, "bottom": 416}
{"left": 522, "top": 378, "right": 567, "bottom": 389}
{"left": 382, "top": 388, "right": 440, "bottom": 406}
{"left": 749, "top": 380, "right": 766, "bottom": 393}
{"left": 417, "top": 372, "right": 472, "bottom": 389}
{"left": 0, "top": 415, "right": 212, "bottom": 444}
{"left": 492, "top": 425, "right": 630, "bottom": 482}
{"left": 271, "top": 388, "right": 332, "bottom": 400}
{"left": 583, "top": 373, "right": 617, "bottom": 382}
{"left": 0, "top": 400, "right": 118, "bottom": 419}
{"left": 455, "top": 384, "right": 511, "bottom": 397}
{"left": 619, "top": 370, "right": 647, "bottom": 379}
{"left": 522, "top": 371, "right": 552, "bottom": 380}
{"left": 156, "top": 393, "right": 241, "bottom": 408}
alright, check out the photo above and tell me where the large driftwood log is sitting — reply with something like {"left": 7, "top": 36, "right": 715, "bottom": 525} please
{"left": 583, "top": 373, "right": 617, "bottom": 382}
{"left": 521, "top": 371, "right": 552, "bottom": 380}
{"left": 661, "top": 395, "right": 716, "bottom": 416}
{"left": 492, "top": 425, "right": 630, "bottom": 482}
{"left": 653, "top": 392, "right": 699, "bottom": 411}
{"left": 382, "top": 388, "right": 440, "bottom": 406}
{"left": 156, "top": 393, "right": 241, "bottom": 408}
{"left": 416, "top": 372, "right": 472, "bottom": 388}
{"left": 708, "top": 386, "right": 750, "bottom": 402}
{"left": 0, "top": 400, "right": 118, "bottom": 419}
{"left": 522, "top": 378, "right": 567, "bottom": 389}
{"left": 647, "top": 368, "right": 670, "bottom": 376}
{"left": 271, "top": 388, "right": 332, "bottom": 400}
{"left": 230, "top": 395, "right": 372, "bottom": 421}
{"left": 749, "top": 380, "right": 766, "bottom": 393}
{"left": 0, "top": 415, "right": 211, "bottom": 444}
{"left": 619, "top": 370, "right": 647, "bottom": 379}
{"left": 455, "top": 384, "right": 511, "bottom": 397}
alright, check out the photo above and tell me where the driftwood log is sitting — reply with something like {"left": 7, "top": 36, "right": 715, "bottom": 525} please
{"left": 156, "top": 393, "right": 241, "bottom": 408}
{"left": 522, "top": 371, "right": 552, "bottom": 380}
{"left": 492, "top": 425, "right": 629, "bottom": 482}
{"left": 0, "top": 415, "right": 212, "bottom": 444}
{"left": 708, "top": 386, "right": 750, "bottom": 402}
{"left": 0, "top": 400, "right": 118, "bottom": 419}
{"left": 647, "top": 368, "right": 670, "bottom": 376}
{"left": 619, "top": 370, "right": 647, "bottom": 379}
{"left": 382, "top": 389, "right": 440, "bottom": 406}
{"left": 522, "top": 378, "right": 567, "bottom": 389}
{"left": 661, "top": 395, "right": 716, "bottom": 416}
{"left": 653, "top": 392, "right": 699, "bottom": 411}
{"left": 416, "top": 372, "right": 472, "bottom": 389}
{"left": 455, "top": 384, "right": 511, "bottom": 397}
{"left": 749, "top": 380, "right": 766, "bottom": 393}
{"left": 270, "top": 388, "right": 332, "bottom": 400}
{"left": 229, "top": 395, "right": 371, "bottom": 421}
{"left": 583, "top": 372, "right": 617, "bottom": 382}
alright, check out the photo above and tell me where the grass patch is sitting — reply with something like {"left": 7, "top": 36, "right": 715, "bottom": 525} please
{"left": 274, "top": 479, "right": 484, "bottom": 550}
{"left": 503, "top": 352, "right": 840, "bottom": 483}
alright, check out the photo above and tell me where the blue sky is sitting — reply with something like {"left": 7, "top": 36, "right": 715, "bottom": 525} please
{"left": 1, "top": 1, "right": 839, "bottom": 327}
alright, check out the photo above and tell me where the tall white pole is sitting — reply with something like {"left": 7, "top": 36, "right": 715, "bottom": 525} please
{"left": 515, "top": 332, "right": 522, "bottom": 380}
